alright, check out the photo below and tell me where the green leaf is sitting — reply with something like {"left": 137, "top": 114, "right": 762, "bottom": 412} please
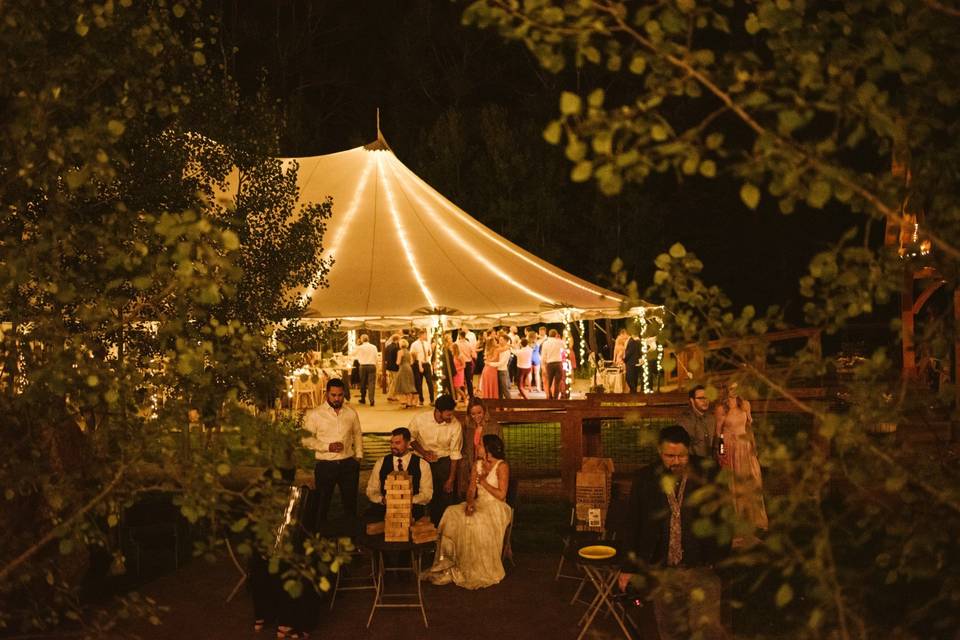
{"left": 587, "top": 88, "right": 605, "bottom": 108}
{"left": 59, "top": 538, "right": 74, "bottom": 555}
{"left": 565, "top": 137, "right": 587, "bottom": 162}
{"left": 107, "top": 120, "right": 126, "bottom": 137}
{"left": 283, "top": 579, "right": 303, "bottom": 599}
{"left": 571, "top": 161, "right": 593, "bottom": 182}
{"left": 221, "top": 229, "right": 240, "bottom": 251}
{"left": 740, "top": 183, "right": 761, "bottom": 209}
{"left": 192, "top": 51, "right": 206, "bottom": 66}
{"left": 560, "top": 91, "right": 582, "bottom": 115}
{"left": 705, "top": 132, "right": 724, "bottom": 149}
{"left": 650, "top": 124, "right": 668, "bottom": 141}
{"left": 699, "top": 160, "right": 717, "bottom": 177}
{"left": 677, "top": 0, "right": 696, "bottom": 13}
{"left": 775, "top": 583, "right": 794, "bottom": 607}
{"left": 806, "top": 179, "right": 832, "bottom": 208}
{"left": 543, "top": 120, "right": 562, "bottom": 145}
{"left": 745, "top": 13, "right": 761, "bottom": 34}
{"left": 668, "top": 243, "right": 687, "bottom": 258}
{"left": 216, "top": 463, "right": 231, "bottom": 476}
{"left": 777, "top": 110, "right": 804, "bottom": 135}
{"left": 629, "top": 55, "right": 647, "bottom": 75}
{"left": 172, "top": 3, "right": 186, "bottom": 18}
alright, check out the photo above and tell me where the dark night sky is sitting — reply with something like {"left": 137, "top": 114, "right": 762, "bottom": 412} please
{"left": 218, "top": 0, "right": 861, "bottom": 319}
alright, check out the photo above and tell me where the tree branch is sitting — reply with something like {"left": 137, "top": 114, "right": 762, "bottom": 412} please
{"left": 0, "top": 464, "right": 127, "bottom": 585}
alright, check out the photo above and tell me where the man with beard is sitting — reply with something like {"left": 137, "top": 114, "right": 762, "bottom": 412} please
{"left": 302, "top": 378, "right": 363, "bottom": 525}
{"left": 409, "top": 394, "right": 462, "bottom": 525}
{"left": 618, "top": 425, "right": 728, "bottom": 640}
{"left": 365, "top": 427, "right": 433, "bottom": 520}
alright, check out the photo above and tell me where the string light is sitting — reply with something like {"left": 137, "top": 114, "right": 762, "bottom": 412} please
{"left": 578, "top": 319, "right": 586, "bottom": 374}
{"left": 347, "top": 330, "right": 357, "bottom": 355}
{"left": 637, "top": 308, "right": 651, "bottom": 394}
{"left": 656, "top": 343, "right": 664, "bottom": 393}
{"left": 432, "top": 315, "right": 446, "bottom": 398}
{"left": 562, "top": 309, "right": 573, "bottom": 398}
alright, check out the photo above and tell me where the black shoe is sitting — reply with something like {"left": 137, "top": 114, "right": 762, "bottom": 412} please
{"left": 370, "top": 402, "right": 375, "bottom": 407}
{"left": 359, "top": 399, "right": 366, "bottom": 404}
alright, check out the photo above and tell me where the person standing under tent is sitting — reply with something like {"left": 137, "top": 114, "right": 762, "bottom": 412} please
{"left": 383, "top": 333, "right": 401, "bottom": 401}
{"left": 496, "top": 333, "right": 513, "bottom": 400}
{"left": 515, "top": 338, "right": 532, "bottom": 399}
{"left": 623, "top": 329, "right": 642, "bottom": 393}
{"left": 394, "top": 339, "right": 418, "bottom": 409}
{"left": 352, "top": 334, "right": 379, "bottom": 406}
{"left": 410, "top": 329, "right": 435, "bottom": 407}
{"left": 540, "top": 329, "right": 565, "bottom": 399}
{"left": 527, "top": 329, "right": 542, "bottom": 394}
{"left": 456, "top": 330, "right": 476, "bottom": 399}
{"left": 479, "top": 332, "right": 501, "bottom": 399}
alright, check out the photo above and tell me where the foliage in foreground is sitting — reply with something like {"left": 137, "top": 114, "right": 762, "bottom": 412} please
{"left": 0, "top": 1, "right": 337, "bottom": 634}
{"left": 466, "top": 0, "right": 960, "bottom": 637}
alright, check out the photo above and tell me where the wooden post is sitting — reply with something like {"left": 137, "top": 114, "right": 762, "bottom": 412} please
{"left": 954, "top": 289, "right": 960, "bottom": 441}
{"left": 560, "top": 414, "right": 583, "bottom": 500}
{"left": 588, "top": 320, "right": 599, "bottom": 357}
{"left": 902, "top": 269, "right": 917, "bottom": 379}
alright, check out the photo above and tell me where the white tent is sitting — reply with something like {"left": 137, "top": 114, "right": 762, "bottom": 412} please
{"left": 241, "top": 133, "right": 653, "bottom": 329}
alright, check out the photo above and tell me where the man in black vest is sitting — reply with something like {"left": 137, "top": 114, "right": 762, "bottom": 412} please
{"left": 364, "top": 427, "right": 433, "bottom": 520}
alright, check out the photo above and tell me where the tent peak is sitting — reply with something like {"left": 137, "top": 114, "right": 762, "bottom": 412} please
{"left": 364, "top": 108, "right": 392, "bottom": 151}
{"left": 363, "top": 132, "right": 392, "bottom": 152}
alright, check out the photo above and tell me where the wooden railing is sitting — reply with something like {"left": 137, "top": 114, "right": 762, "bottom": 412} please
{"left": 460, "top": 387, "right": 833, "bottom": 499}
{"left": 661, "top": 328, "right": 822, "bottom": 391}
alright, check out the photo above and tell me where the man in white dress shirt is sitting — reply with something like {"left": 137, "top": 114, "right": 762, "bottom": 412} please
{"left": 352, "top": 334, "right": 379, "bottom": 406}
{"left": 540, "top": 328, "right": 565, "bottom": 399}
{"left": 302, "top": 379, "right": 363, "bottom": 524}
{"left": 365, "top": 427, "right": 433, "bottom": 519}
{"left": 409, "top": 329, "right": 435, "bottom": 406}
{"left": 409, "top": 394, "right": 462, "bottom": 525}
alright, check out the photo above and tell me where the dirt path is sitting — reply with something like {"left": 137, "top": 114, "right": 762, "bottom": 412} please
{"left": 116, "top": 552, "right": 654, "bottom": 639}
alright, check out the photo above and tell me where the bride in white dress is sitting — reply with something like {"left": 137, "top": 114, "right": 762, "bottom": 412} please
{"left": 425, "top": 434, "right": 512, "bottom": 589}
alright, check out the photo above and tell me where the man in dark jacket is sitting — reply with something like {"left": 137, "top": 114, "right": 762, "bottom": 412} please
{"left": 618, "top": 425, "right": 728, "bottom": 640}
{"left": 623, "top": 331, "right": 642, "bottom": 393}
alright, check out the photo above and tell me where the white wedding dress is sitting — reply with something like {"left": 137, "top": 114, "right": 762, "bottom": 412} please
{"left": 426, "top": 460, "right": 513, "bottom": 589}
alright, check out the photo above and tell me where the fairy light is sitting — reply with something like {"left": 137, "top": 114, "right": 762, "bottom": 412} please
{"left": 378, "top": 154, "right": 436, "bottom": 309}
{"left": 383, "top": 158, "right": 555, "bottom": 305}
{"left": 638, "top": 308, "right": 651, "bottom": 394}
{"left": 578, "top": 319, "right": 586, "bottom": 373}
{"left": 656, "top": 343, "right": 664, "bottom": 392}
{"left": 299, "top": 156, "right": 375, "bottom": 305}
{"left": 433, "top": 315, "right": 446, "bottom": 397}
{"left": 393, "top": 158, "right": 622, "bottom": 304}
{"left": 562, "top": 309, "right": 573, "bottom": 397}
{"left": 347, "top": 330, "right": 357, "bottom": 356}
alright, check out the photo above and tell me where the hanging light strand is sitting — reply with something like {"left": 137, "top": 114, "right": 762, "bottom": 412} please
{"left": 433, "top": 316, "right": 446, "bottom": 398}
{"left": 562, "top": 310, "right": 573, "bottom": 397}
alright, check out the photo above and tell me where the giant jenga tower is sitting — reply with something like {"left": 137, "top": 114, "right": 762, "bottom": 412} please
{"left": 383, "top": 471, "right": 413, "bottom": 542}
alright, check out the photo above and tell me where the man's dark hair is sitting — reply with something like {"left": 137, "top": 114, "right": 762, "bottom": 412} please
{"left": 658, "top": 424, "right": 691, "bottom": 448}
{"left": 326, "top": 378, "right": 345, "bottom": 392}
{"left": 688, "top": 384, "right": 706, "bottom": 400}
{"left": 391, "top": 427, "right": 412, "bottom": 441}
{"left": 482, "top": 434, "right": 506, "bottom": 460}
{"left": 458, "top": 330, "right": 466, "bottom": 339}
{"left": 434, "top": 394, "right": 456, "bottom": 412}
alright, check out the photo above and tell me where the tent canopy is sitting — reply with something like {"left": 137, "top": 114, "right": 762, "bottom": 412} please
{"left": 240, "top": 134, "right": 653, "bottom": 330}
